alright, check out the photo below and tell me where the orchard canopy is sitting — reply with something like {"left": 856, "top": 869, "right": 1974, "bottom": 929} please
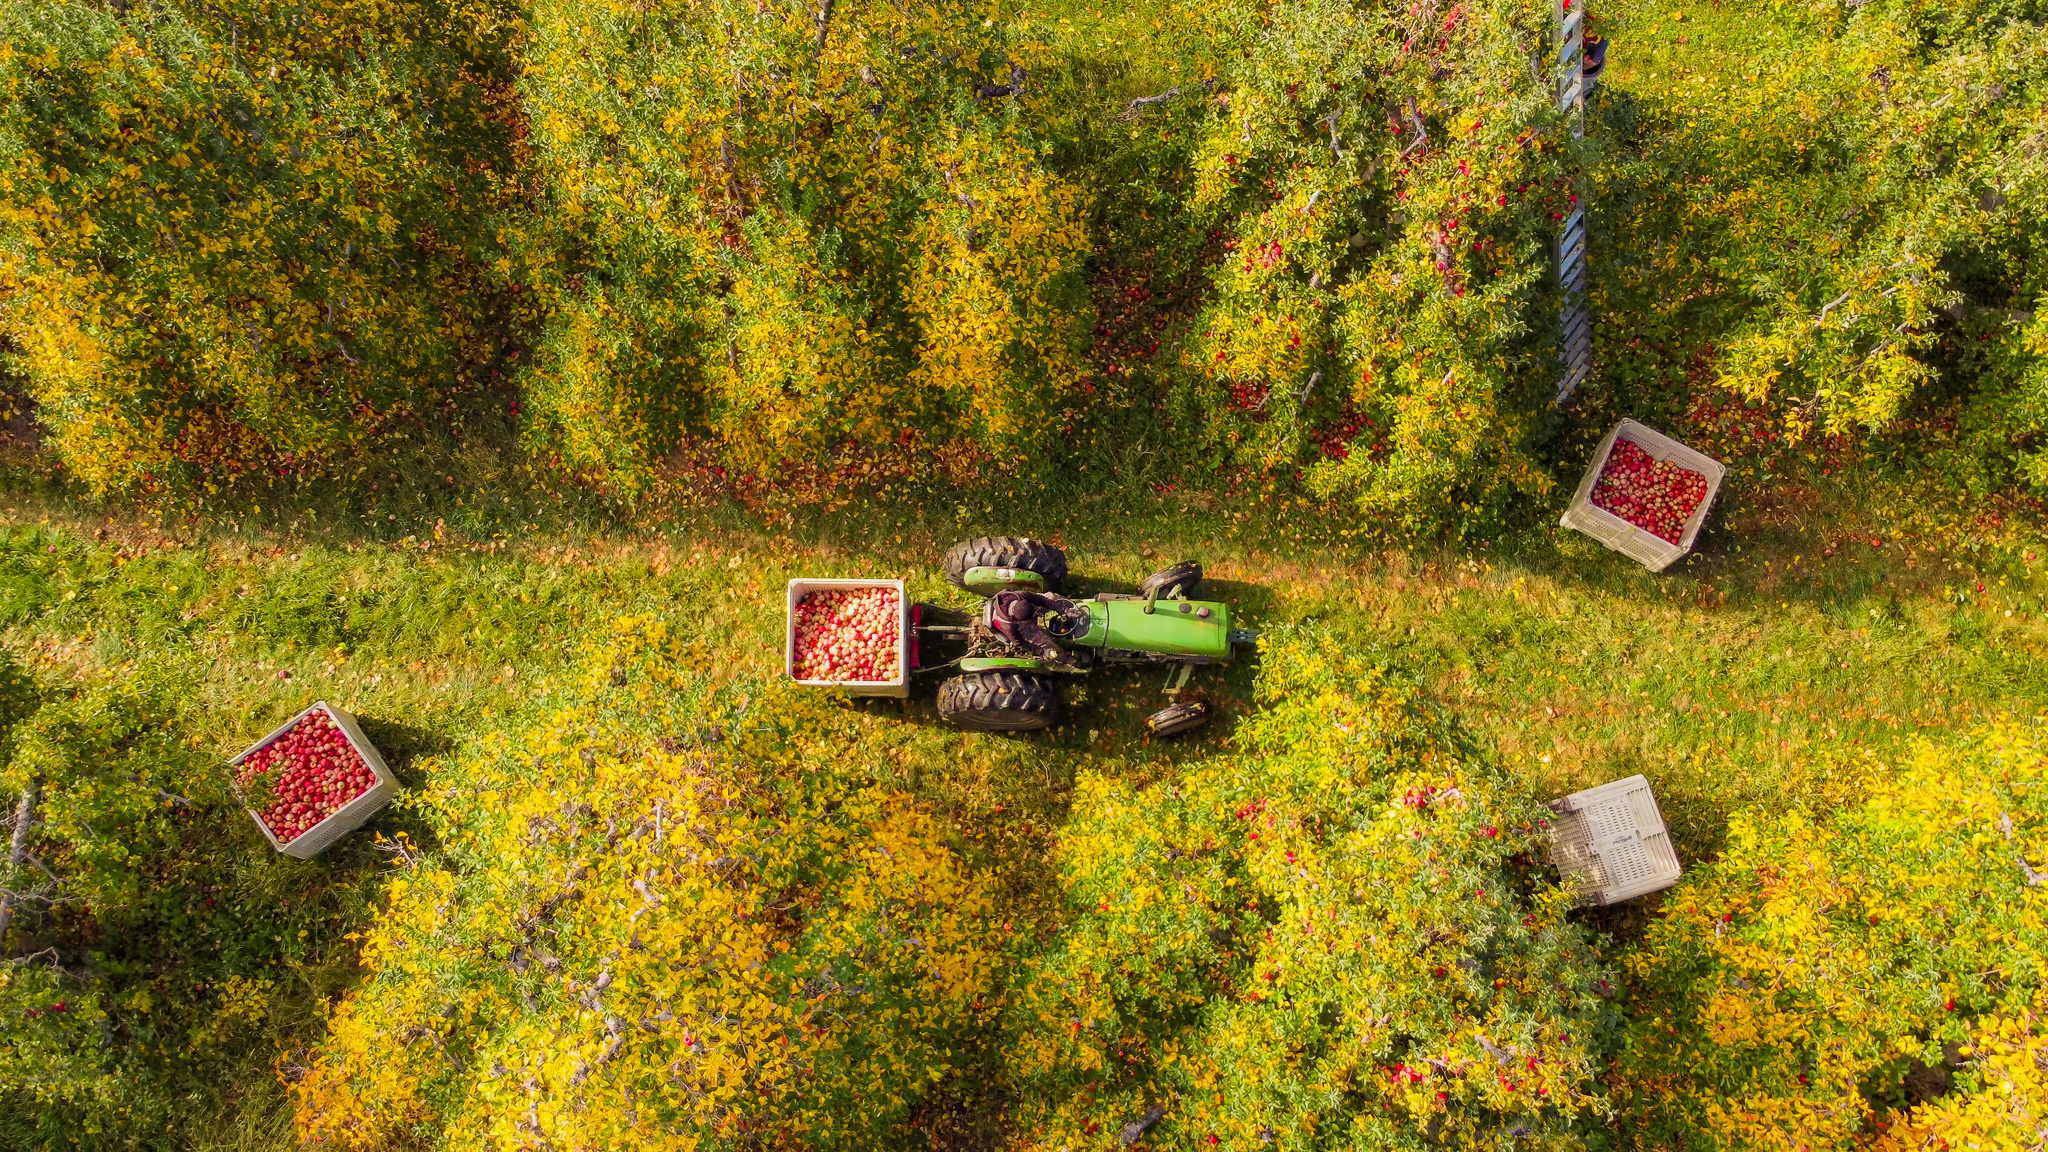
{"left": 1, "top": 0, "right": 2040, "bottom": 527}
{"left": 5, "top": 0, "right": 2048, "bottom": 1147}
{"left": 298, "top": 623, "right": 1618, "bottom": 1148}
{"left": 290, "top": 625, "right": 2048, "bottom": 1149}
{"left": 0, "top": 0, "right": 524, "bottom": 493}
{"left": 295, "top": 619, "right": 1005, "bottom": 1148}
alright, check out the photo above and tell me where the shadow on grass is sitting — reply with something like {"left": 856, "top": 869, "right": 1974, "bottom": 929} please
{"left": 353, "top": 714, "right": 452, "bottom": 786}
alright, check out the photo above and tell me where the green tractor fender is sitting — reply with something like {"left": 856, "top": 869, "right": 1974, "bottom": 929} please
{"left": 959, "top": 566, "right": 1049, "bottom": 596}
{"left": 1074, "top": 597, "right": 1235, "bottom": 660}
{"left": 959, "top": 655, "right": 1076, "bottom": 674}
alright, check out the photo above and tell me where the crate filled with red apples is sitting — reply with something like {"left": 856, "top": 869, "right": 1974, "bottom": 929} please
{"left": 1560, "top": 419, "right": 1726, "bottom": 571}
{"left": 785, "top": 578, "right": 909, "bottom": 698}
{"left": 231, "top": 702, "right": 400, "bottom": 859}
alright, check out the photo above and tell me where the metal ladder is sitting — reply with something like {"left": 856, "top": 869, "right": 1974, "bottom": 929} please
{"left": 1555, "top": 0, "right": 1591, "bottom": 402}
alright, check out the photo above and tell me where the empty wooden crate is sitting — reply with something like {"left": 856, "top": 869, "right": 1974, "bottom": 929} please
{"left": 1545, "top": 774, "right": 1682, "bottom": 905}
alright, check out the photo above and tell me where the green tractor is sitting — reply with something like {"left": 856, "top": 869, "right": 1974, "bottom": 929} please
{"left": 911, "top": 536, "right": 1256, "bottom": 737}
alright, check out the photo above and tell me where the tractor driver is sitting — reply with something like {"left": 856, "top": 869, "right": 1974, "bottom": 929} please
{"left": 991, "top": 590, "right": 1087, "bottom": 669}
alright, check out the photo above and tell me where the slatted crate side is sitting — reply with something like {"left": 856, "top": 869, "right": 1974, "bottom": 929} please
{"left": 785, "top": 579, "right": 910, "bottom": 699}
{"left": 1544, "top": 774, "right": 1683, "bottom": 906}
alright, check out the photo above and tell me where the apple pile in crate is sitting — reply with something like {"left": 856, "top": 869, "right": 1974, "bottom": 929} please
{"left": 792, "top": 587, "right": 901, "bottom": 682}
{"left": 236, "top": 710, "right": 377, "bottom": 844}
{"left": 1590, "top": 439, "right": 1710, "bottom": 544}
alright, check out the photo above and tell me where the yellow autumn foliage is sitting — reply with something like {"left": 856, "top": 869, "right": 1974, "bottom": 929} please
{"left": 1177, "top": 0, "right": 1571, "bottom": 530}
{"left": 513, "top": 0, "right": 1089, "bottom": 488}
{"left": 295, "top": 617, "right": 1000, "bottom": 1148}
{"left": 0, "top": 0, "right": 522, "bottom": 492}
{"left": 1614, "top": 719, "right": 2048, "bottom": 1150}
{"left": 1005, "top": 626, "right": 1615, "bottom": 1149}
{"left": 1873, "top": 999, "right": 2048, "bottom": 1151}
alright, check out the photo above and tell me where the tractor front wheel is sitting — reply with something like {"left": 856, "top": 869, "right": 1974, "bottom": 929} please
{"left": 937, "top": 672, "right": 1062, "bottom": 732}
{"left": 1139, "top": 560, "right": 1203, "bottom": 600}
{"left": 1142, "top": 700, "right": 1211, "bottom": 739}
{"left": 943, "top": 536, "right": 1068, "bottom": 595}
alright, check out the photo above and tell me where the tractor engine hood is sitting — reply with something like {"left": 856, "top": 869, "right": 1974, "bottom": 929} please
{"left": 977, "top": 594, "right": 1235, "bottom": 660}
{"left": 1078, "top": 596, "right": 1233, "bottom": 659}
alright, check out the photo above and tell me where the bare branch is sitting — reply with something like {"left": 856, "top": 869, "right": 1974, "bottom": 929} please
{"left": 1814, "top": 290, "right": 1853, "bottom": 328}
{"left": 16, "top": 852, "right": 59, "bottom": 884}
{"left": 939, "top": 166, "right": 980, "bottom": 213}
{"left": 0, "top": 779, "right": 40, "bottom": 945}
{"left": 376, "top": 833, "right": 422, "bottom": 870}
{"left": 1118, "top": 1103, "right": 1166, "bottom": 1145}
{"left": 1298, "top": 369, "right": 1322, "bottom": 407}
{"left": 812, "top": 0, "right": 834, "bottom": 52}
{"left": 2001, "top": 813, "right": 2045, "bottom": 887}
{"left": 1853, "top": 339, "right": 1896, "bottom": 371}
{"left": 1117, "top": 78, "right": 1217, "bottom": 121}
{"left": 5, "top": 947, "right": 82, "bottom": 980}
{"left": 976, "top": 63, "right": 1026, "bottom": 101}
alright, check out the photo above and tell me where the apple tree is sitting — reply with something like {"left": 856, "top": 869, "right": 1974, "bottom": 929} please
{"left": 1004, "top": 626, "right": 1618, "bottom": 1149}
{"left": 1168, "top": 0, "right": 1582, "bottom": 535}
{"left": 1613, "top": 720, "right": 2048, "bottom": 1149}
{"left": 1595, "top": 0, "right": 2048, "bottom": 489}
{"left": 510, "top": 0, "right": 1091, "bottom": 488}
{"left": 0, "top": 0, "right": 526, "bottom": 494}
{"left": 0, "top": 656, "right": 365, "bottom": 1143}
{"left": 295, "top": 617, "right": 1003, "bottom": 1148}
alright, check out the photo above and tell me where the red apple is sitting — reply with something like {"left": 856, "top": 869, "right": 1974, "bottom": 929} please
{"left": 1590, "top": 439, "right": 1709, "bottom": 545}
{"left": 792, "top": 587, "right": 902, "bottom": 683}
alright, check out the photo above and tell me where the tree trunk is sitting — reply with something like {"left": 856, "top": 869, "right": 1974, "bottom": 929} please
{"left": 0, "top": 777, "right": 39, "bottom": 945}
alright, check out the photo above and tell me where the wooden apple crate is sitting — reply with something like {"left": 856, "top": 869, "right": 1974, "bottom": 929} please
{"left": 785, "top": 578, "right": 911, "bottom": 699}
{"left": 1545, "top": 774, "right": 1682, "bottom": 906}
{"left": 1559, "top": 419, "right": 1726, "bottom": 572}
{"left": 232, "top": 701, "right": 400, "bottom": 860}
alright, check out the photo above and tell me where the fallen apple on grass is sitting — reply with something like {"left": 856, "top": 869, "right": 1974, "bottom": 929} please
{"left": 792, "top": 587, "right": 902, "bottom": 683}
{"left": 236, "top": 709, "right": 378, "bottom": 844}
{"left": 1590, "top": 438, "right": 1709, "bottom": 545}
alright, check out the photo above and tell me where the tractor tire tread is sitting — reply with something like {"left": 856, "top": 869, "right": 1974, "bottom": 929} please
{"left": 1139, "top": 560, "right": 1204, "bottom": 600}
{"left": 936, "top": 672, "right": 1062, "bottom": 732}
{"left": 943, "top": 536, "right": 1068, "bottom": 593}
{"left": 1143, "top": 700, "right": 1212, "bottom": 739}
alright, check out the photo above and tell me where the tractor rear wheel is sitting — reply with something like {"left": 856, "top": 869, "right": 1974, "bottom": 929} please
{"left": 1139, "top": 560, "right": 1203, "bottom": 600}
{"left": 1143, "top": 700, "right": 1211, "bottom": 738}
{"left": 943, "top": 536, "right": 1068, "bottom": 595}
{"left": 937, "top": 672, "right": 1062, "bottom": 732}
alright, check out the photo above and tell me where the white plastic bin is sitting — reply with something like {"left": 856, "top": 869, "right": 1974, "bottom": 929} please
{"left": 1545, "top": 774, "right": 1682, "bottom": 905}
{"left": 232, "top": 701, "right": 400, "bottom": 860}
{"left": 785, "top": 578, "right": 910, "bottom": 699}
{"left": 1560, "top": 418, "right": 1726, "bottom": 571}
